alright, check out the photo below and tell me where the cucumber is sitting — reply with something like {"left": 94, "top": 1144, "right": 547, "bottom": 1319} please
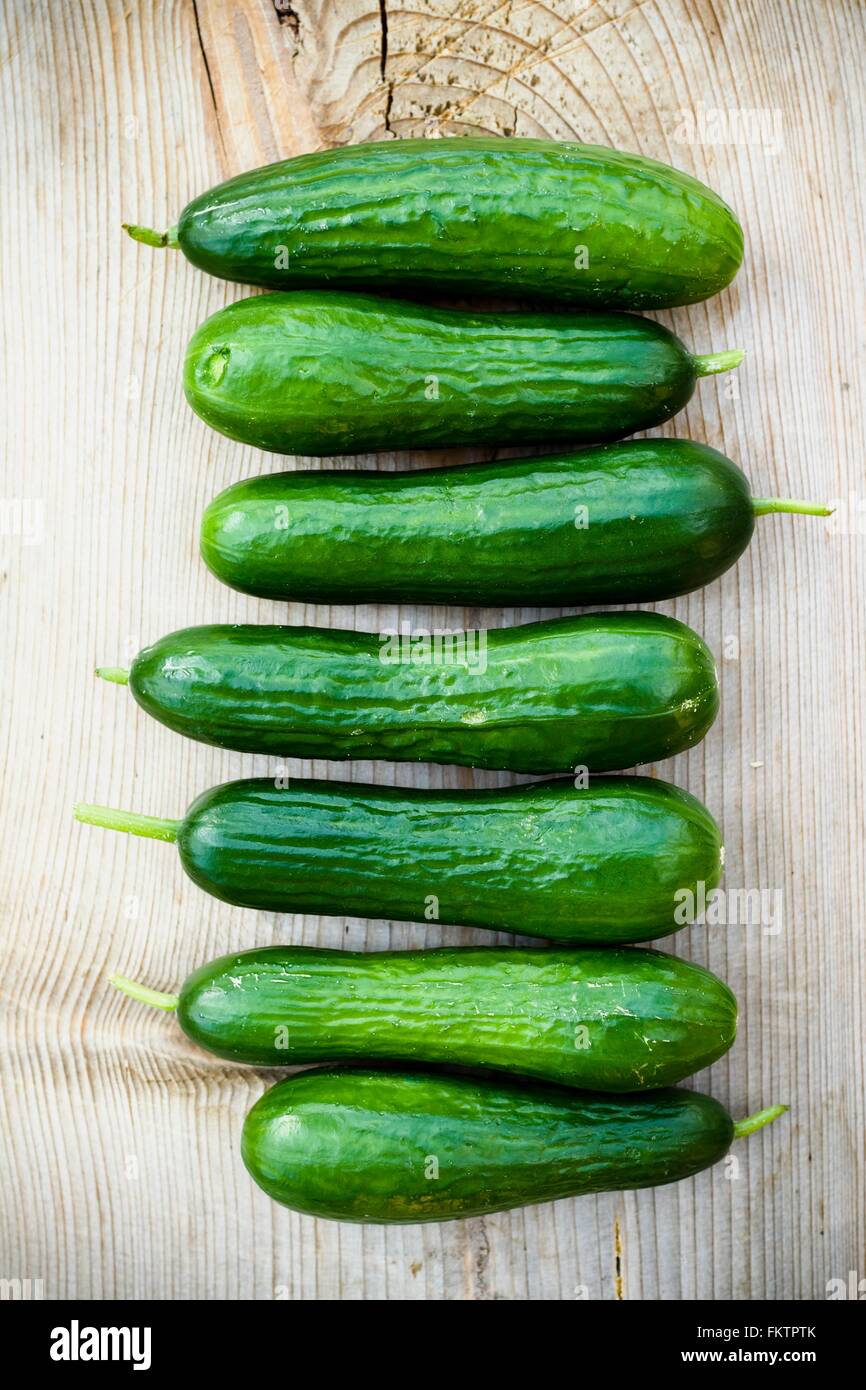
{"left": 201, "top": 440, "right": 831, "bottom": 606}
{"left": 74, "top": 775, "right": 722, "bottom": 944}
{"left": 241, "top": 1069, "right": 785, "bottom": 1223}
{"left": 182, "top": 291, "right": 743, "bottom": 456}
{"left": 96, "top": 612, "right": 719, "bottom": 774}
{"left": 124, "top": 137, "right": 743, "bottom": 309}
{"left": 111, "top": 944, "right": 737, "bottom": 1089}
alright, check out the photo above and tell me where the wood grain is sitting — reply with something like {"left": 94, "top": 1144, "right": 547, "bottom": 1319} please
{"left": 0, "top": 0, "right": 863, "bottom": 1300}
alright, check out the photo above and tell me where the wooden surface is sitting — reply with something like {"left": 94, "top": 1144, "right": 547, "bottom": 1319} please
{"left": 1, "top": 0, "right": 863, "bottom": 1301}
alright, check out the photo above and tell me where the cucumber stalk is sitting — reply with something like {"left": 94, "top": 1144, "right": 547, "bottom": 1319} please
{"left": 95, "top": 667, "right": 130, "bottom": 685}
{"left": 752, "top": 498, "right": 833, "bottom": 518}
{"left": 122, "top": 223, "right": 179, "bottom": 249}
{"left": 733, "top": 1103, "right": 788, "bottom": 1139}
{"left": 692, "top": 348, "right": 746, "bottom": 376}
{"left": 73, "top": 803, "right": 180, "bottom": 843}
{"left": 110, "top": 974, "right": 179, "bottom": 1011}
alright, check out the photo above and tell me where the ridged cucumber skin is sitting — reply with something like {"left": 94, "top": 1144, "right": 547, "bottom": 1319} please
{"left": 241, "top": 1069, "right": 735, "bottom": 1223}
{"left": 128, "top": 613, "right": 719, "bottom": 774}
{"left": 175, "top": 138, "right": 743, "bottom": 309}
{"left": 178, "top": 945, "right": 737, "bottom": 1089}
{"left": 183, "top": 292, "right": 699, "bottom": 456}
{"left": 176, "top": 775, "right": 723, "bottom": 944}
{"left": 202, "top": 439, "right": 756, "bottom": 606}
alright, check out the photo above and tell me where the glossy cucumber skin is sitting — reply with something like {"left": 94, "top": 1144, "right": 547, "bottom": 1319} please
{"left": 179, "top": 945, "right": 737, "bottom": 1088}
{"left": 183, "top": 292, "right": 698, "bottom": 456}
{"left": 241, "top": 1069, "right": 735, "bottom": 1222}
{"left": 176, "top": 138, "right": 743, "bottom": 309}
{"left": 128, "top": 613, "right": 719, "bottom": 774}
{"left": 176, "top": 775, "right": 723, "bottom": 943}
{"left": 202, "top": 439, "right": 755, "bottom": 606}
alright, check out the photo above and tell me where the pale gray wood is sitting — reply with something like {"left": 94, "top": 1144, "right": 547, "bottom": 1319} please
{"left": 0, "top": 0, "right": 862, "bottom": 1300}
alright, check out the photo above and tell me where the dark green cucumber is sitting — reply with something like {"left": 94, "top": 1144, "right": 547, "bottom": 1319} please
{"left": 183, "top": 291, "right": 743, "bottom": 456}
{"left": 74, "top": 775, "right": 723, "bottom": 944}
{"left": 97, "top": 612, "right": 719, "bottom": 774}
{"left": 111, "top": 945, "right": 737, "bottom": 1089}
{"left": 241, "top": 1070, "right": 785, "bottom": 1223}
{"left": 125, "top": 137, "right": 743, "bottom": 309}
{"left": 201, "top": 439, "right": 831, "bottom": 606}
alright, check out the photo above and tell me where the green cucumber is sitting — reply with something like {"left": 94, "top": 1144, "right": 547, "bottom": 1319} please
{"left": 74, "top": 775, "right": 722, "bottom": 944}
{"left": 201, "top": 439, "right": 831, "bottom": 606}
{"left": 110, "top": 944, "right": 737, "bottom": 1089}
{"left": 241, "top": 1069, "right": 786, "bottom": 1223}
{"left": 183, "top": 291, "right": 743, "bottom": 456}
{"left": 96, "top": 613, "right": 719, "bottom": 774}
{"left": 124, "top": 137, "right": 743, "bottom": 309}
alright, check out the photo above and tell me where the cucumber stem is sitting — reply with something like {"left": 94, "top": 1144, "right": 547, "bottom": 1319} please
{"left": 693, "top": 348, "right": 745, "bottom": 376}
{"left": 110, "top": 974, "right": 179, "bottom": 1011}
{"left": 753, "top": 498, "right": 834, "bottom": 518}
{"left": 74, "top": 802, "right": 180, "bottom": 843}
{"left": 122, "top": 223, "right": 179, "bottom": 249}
{"left": 95, "top": 666, "right": 130, "bottom": 685}
{"left": 733, "top": 1104, "right": 788, "bottom": 1140}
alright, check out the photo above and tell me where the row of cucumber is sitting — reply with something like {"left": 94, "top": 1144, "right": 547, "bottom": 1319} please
{"left": 114, "top": 941, "right": 778, "bottom": 1223}
{"left": 81, "top": 137, "right": 816, "bottom": 1224}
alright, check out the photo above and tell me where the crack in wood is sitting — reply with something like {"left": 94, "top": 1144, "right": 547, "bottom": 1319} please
{"left": 379, "top": 0, "right": 394, "bottom": 133}
{"left": 190, "top": 0, "right": 226, "bottom": 157}
{"left": 273, "top": 1, "right": 300, "bottom": 37}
